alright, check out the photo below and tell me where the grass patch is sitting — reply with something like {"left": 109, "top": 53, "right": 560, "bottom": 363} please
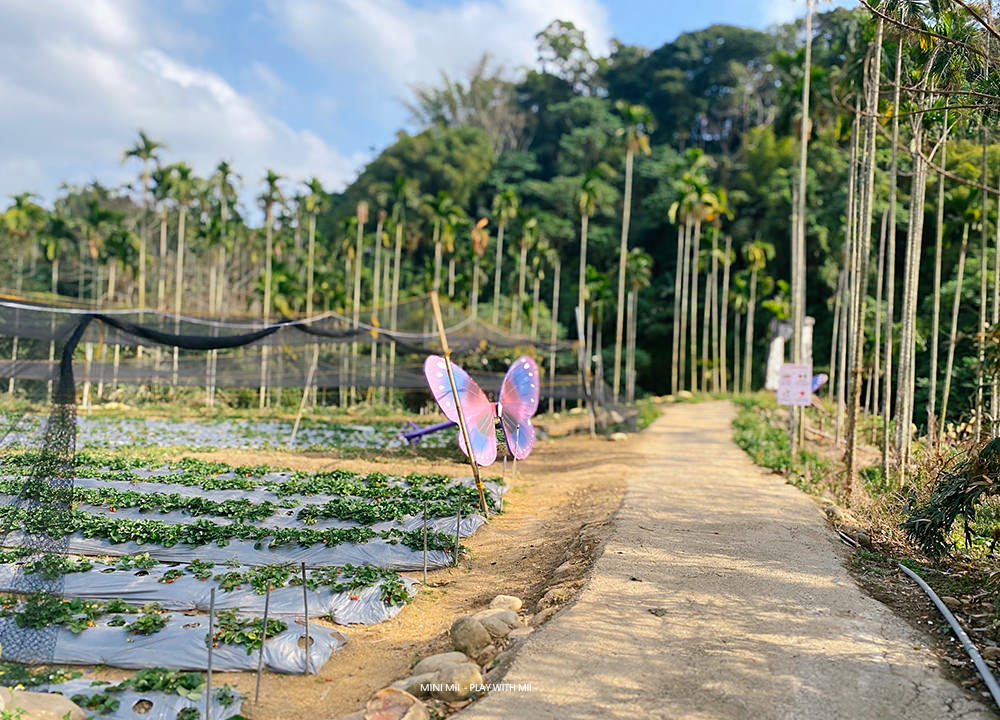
{"left": 731, "top": 394, "right": 832, "bottom": 493}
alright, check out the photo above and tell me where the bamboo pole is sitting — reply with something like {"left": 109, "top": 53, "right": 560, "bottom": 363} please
{"left": 429, "top": 291, "right": 489, "bottom": 516}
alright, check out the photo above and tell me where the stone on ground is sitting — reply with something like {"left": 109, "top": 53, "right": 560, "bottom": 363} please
{"left": 432, "top": 663, "right": 483, "bottom": 702}
{"left": 489, "top": 595, "right": 523, "bottom": 611}
{"left": 0, "top": 688, "right": 85, "bottom": 720}
{"left": 411, "top": 651, "right": 470, "bottom": 676}
{"left": 450, "top": 616, "right": 491, "bottom": 656}
{"left": 364, "top": 687, "right": 428, "bottom": 720}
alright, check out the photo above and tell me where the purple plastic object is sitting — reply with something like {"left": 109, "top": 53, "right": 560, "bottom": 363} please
{"left": 401, "top": 419, "right": 457, "bottom": 444}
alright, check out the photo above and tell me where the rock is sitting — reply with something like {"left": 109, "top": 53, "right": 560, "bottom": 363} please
{"left": 411, "top": 651, "right": 469, "bottom": 676}
{"left": 6, "top": 690, "right": 86, "bottom": 720}
{"left": 336, "top": 712, "right": 366, "bottom": 720}
{"left": 853, "top": 530, "right": 872, "bottom": 549}
{"left": 475, "top": 643, "right": 499, "bottom": 665}
{"left": 531, "top": 607, "right": 559, "bottom": 626}
{"left": 608, "top": 432, "right": 628, "bottom": 441}
{"left": 431, "top": 662, "right": 483, "bottom": 702}
{"left": 474, "top": 609, "right": 520, "bottom": 638}
{"left": 391, "top": 672, "right": 438, "bottom": 697}
{"left": 450, "top": 616, "right": 492, "bottom": 656}
{"left": 941, "top": 596, "right": 962, "bottom": 611}
{"left": 609, "top": 410, "right": 625, "bottom": 424}
{"left": 677, "top": 390, "right": 693, "bottom": 399}
{"left": 540, "top": 585, "right": 574, "bottom": 608}
{"left": 568, "top": 407, "right": 585, "bottom": 415}
{"left": 507, "top": 626, "right": 534, "bottom": 641}
{"left": 490, "top": 595, "right": 522, "bottom": 611}
{"left": 364, "top": 687, "right": 428, "bottom": 720}
{"left": 982, "top": 646, "right": 1000, "bottom": 661}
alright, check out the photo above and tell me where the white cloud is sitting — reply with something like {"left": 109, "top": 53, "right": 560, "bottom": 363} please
{"left": 268, "top": 0, "right": 612, "bottom": 95}
{"left": 759, "top": 0, "right": 857, "bottom": 26}
{"left": 0, "top": 0, "right": 360, "bottom": 212}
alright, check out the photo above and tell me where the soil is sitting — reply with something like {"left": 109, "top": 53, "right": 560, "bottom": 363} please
{"left": 157, "top": 417, "right": 629, "bottom": 719}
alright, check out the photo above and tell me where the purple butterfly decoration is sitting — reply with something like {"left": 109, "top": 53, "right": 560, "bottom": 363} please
{"left": 423, "top": 355, "right": 540, "bottom": 466}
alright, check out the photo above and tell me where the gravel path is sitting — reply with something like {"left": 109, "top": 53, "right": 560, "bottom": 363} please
{"left": 461, "top": 401, "right": 996, "bottom": 719}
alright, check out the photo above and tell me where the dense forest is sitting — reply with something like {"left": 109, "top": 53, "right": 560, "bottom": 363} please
{"left": 4, "top": 3, "right": 1000, "bottom": 470}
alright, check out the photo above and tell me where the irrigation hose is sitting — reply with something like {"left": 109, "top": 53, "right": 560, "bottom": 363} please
{"left": 837, "top": 530, "right": 1000, "bottom": 710}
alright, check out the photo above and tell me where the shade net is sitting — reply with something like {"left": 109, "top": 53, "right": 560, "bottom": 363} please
{"left": 0, "top": 295, "right": 587, "bottom": 400}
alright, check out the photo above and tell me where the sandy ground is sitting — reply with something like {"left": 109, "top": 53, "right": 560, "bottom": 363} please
{"left": 459, "top": 401, "right": 996, "bottom": 720}
{"left": 173, "top": 421, "right": 629, "bottom": 719}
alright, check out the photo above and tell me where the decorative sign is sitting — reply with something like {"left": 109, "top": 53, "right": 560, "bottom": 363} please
{"left": 777, "top": 363, "right": 813, "bottom": 406}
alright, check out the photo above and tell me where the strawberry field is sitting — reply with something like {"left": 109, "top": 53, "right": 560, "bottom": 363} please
{"left": 0, "top": 428, "right": 504, "bottom": 720}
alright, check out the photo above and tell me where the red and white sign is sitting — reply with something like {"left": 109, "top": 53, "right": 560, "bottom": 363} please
{"left": 777, "top": 363, "right": 812, "bottom": 406}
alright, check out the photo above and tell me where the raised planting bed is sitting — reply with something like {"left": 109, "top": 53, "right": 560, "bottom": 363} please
{"left": 0, "top": 593, "right": 343, "bottom": 672}
{"left": 0, "top": 454, "right": 503, "bottom": 569}
{"left": 0, "top": 555, "right": 413, "bottom": 625}
{"left": 1, "top": 415, "right": 454, "bottom": 451}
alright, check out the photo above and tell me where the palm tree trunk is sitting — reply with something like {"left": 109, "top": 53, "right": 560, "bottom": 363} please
{"left": 744, "top": 266, "right": 758, "bottom": 393}
{"left": 371, "top": 219, "right": 383, "bottom": 401}
{"left": 260, "top": 211, "right": 273, "bottom": 409}
{"left": 432, "top": 220, "right": 442, "bottom": 293}
{"left": 672, "top": 224, "right": 684, "bottom": 394}
{"left": 992, "top": 192, "right": 1000, "bottom": 438}
{"left": 173, "top": 206, "right": 186, "bottom": 387}
{"left": 678, "top": 220, "right": 691, "bottom": 390}
{"left": 939, "top": 223, "right": 969, "bottom": 446}
{"left": 895, "top": 123, "right": 928, "bottom": 477}
{"left": 701, "top": 251, "right": 711, "bottom": 393}
{"left": 549, "top": 256, "right": 561, "bottom": 413}
{"left": 928, "top": 116, "right": 948, "bottom": 442}
{"left": 847, "top": 31, "right": 882, "bottom": 488}
{"left": 388, "top": 221, "right": 403, "bottom": 405}
{"left": 306, "top": 213, "right": 317, "bottom": 407}
{"left": 471, "top": 258, "right": 481, "bottom": 319}
{"left": 515, "top": 240, "right": 528, "bottom": 335}
{"left": 976, "top": 137, "right": 990, "bottom": 441}
{"left": 882, "top": 40, "right": 903, "bottom": 482}
{"left": 447, "top": 256, "right": 455, "bottom": 298}
{"left": 720, "top": 234, "right": 732, "bottom": 393}
{"left": 493, "top": 222, "right": 505, "bottom": 326}
{"left": 613, "top": 147, "right": 635, "bottom": 403}
{"left": 871, "top": 209, "right": 888, "bottom": 429}
{"left": 733, "top": 310, "right": 742, "bottom": 394}
{"left": 710, "top": 228, "right": 720, "bottom": 391}
{"left": 351, "top": 217, "right": 365, "bottom": 405}
{"left": 829, "top": 267, "right": 844, "bottom": 411}
{"left": 530, "top": 274, "right": 541, "bottom": 341}
{"left": 791, "top": 0, "right": 814, "bottom": 451}
{"left": 157, "top": 210, "right": 168, "bottom": 312}
{"left": 578, "top": 213, "right": 589, "bottom": 405}
{"left": 689, "top": 219, "right": 701, "bottom": 392}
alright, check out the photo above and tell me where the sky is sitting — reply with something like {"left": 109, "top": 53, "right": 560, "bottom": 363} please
{"left": 0, "top": 0, "right": 855, "bottom": 211}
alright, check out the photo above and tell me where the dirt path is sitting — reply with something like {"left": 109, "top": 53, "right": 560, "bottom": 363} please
{"left": 181, "top": 418, "right": 628, "bottom": 719}
{"left": 460, "top": 401, "right": 996, "bottom": 720}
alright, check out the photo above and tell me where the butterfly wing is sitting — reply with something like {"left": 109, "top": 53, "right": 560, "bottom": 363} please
{"left": 499, "top": 355, "right": 540, "bottom": 460}
{"left": 811, "top": 373, "right": 829, "bottom": 393}
{"left": 423, "top": 355, "right": 497, "bottom": 466}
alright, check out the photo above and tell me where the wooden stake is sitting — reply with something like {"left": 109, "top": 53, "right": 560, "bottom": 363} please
{"left": 429, "top": 291, "right": 489, "bottom": 516}
{"left": 454, "top": 499, "right": 461, "bottom": 566}
{"left": 422, "top": 501, "right": 428, "bottom": 584}
{"left": 206, "top": 589, "right": 215, "bottom": 720}
{"left": 254, "top": 585, "right": 271, "bottom": 704}
{"left": 301, "top": 562, "right": 311, "bottom": 675}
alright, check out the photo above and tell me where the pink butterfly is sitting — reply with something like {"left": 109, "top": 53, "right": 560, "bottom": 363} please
{"left": 423, "top": 355, "right": 540, "bottom": 466}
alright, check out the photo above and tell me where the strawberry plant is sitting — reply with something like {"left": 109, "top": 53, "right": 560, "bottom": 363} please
{"left": 208, "top": 610, "right": 287, "bottom": 654}
{"left": 126, "top": 612, "right": 169, "bottom": 635}
{"left": 70, "top": 693, "right": 120, "bottom": 714}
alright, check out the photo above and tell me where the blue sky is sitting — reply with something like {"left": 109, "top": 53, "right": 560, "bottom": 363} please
{"left": 0, "top": 0, "right": 854, "bottom": 210}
